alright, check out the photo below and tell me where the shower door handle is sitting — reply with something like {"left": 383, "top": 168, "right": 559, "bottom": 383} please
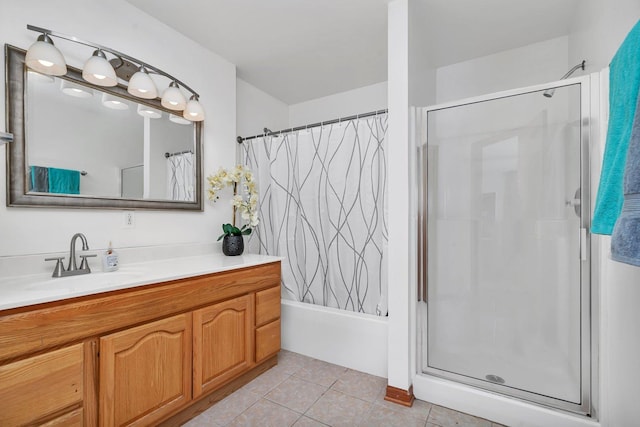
{"left": 566, "top": 188, "right": 581, "bottom": 217}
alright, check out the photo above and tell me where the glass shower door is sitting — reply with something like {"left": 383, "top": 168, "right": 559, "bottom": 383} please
{"left": 421, "top": 81, "right": 589, "bottom": 412}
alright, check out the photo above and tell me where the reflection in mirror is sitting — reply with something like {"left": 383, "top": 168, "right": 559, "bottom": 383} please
{"left": 6, "top": 44, "right": 203, "bottom": 210}
{"left": 121, "top": 165, "right": 143, "bottom": 198}
{"left": 26, "top": 70, "right": 195, "bottom": 201}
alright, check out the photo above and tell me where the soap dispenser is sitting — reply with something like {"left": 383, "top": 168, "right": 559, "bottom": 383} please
{"left": 102, "top": 241, "right": 119, "bottom": 272}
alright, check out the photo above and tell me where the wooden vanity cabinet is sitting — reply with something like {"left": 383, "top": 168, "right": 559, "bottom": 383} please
{"left": 0, "top": 261, "right": 281, "bottom": 427}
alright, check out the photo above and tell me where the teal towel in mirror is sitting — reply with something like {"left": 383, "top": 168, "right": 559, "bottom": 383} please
{"left": 592, "top": 19, "right": 640, "bottom": 235}
{"left": 48, "top": 167, "right": 80, "bottom": 194}
{"left": 30, "top": 166, "right": 49, "bottom": 192}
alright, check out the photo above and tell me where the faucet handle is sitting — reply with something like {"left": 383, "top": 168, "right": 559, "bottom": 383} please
{"left": 44, "top": 257, "right": 66, "bottom": 278}
{"left": 79, "top": 254, "right": 97, "bottom": 271}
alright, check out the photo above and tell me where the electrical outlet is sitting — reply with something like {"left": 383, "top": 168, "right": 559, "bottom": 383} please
{"left": 123, "top": 211, "right": 135, "bottom": 228}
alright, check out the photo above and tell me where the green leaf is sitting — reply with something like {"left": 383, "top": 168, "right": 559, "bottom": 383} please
{"left": 217, "top": 233, "right": 225, "bottom": 241}
{"left": 241, "top": 227, "right": 252, "bottom": 235}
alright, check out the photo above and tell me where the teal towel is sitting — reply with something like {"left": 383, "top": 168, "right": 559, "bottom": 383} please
{"left": 592, "top": 19, "right": 640, "bottom": 235}
{"left": 48, "top": 167, "right": 80, "bottom": 194}
{"left": 30, "top": 165, "right": 49, "bottom": 192}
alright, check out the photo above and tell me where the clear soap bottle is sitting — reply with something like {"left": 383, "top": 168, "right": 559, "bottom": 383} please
{"left": 102, "top": 241, "right": 119, "bottom": 272}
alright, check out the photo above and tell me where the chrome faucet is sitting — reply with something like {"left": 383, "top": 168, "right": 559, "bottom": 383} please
{"left": 45, "top": 233, "right": 97, "bottom": 278}
{"left": 68, "top": 233, "right": 89, "bottom": 272}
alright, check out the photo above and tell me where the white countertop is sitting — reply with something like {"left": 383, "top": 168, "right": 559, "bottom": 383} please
{"left": 0, "top": 253, "right": 282, "bottom": 311}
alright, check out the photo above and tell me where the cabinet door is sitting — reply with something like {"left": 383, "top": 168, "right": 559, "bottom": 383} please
{"left": 99, "top": 313, "right": 192, "bottom": 427}
{"left": 193, "top": 295, "right": 253, "bottom": 398}
{"left": 0, "top": 343, "right": 83, "bottom": 426}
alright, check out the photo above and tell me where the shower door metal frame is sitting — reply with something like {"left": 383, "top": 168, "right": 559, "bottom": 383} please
{"left": 417, "top": 75, "right": 595, "bottom": 416}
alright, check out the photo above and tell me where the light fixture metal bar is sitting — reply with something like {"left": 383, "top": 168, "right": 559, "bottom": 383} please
{"left": 26, "top": 24, "right": 199, "bottom": 97}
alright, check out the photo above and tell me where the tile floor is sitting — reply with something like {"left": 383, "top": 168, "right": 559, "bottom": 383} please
{"left": 183, "top": 350, "right": 506, "bottom": 427}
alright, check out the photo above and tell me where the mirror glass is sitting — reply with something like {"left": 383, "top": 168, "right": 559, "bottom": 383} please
{"left": 5, "top": 44, "right": 202, "bottom": 210}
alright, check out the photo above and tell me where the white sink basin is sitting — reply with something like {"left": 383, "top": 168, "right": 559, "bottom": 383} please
{"left": 22, "top": 270, "right": 145, "bottom": 292}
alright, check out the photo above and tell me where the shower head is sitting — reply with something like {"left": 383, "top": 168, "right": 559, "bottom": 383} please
{"left": 543, "top": 60, "right": 586, "bottom": 98}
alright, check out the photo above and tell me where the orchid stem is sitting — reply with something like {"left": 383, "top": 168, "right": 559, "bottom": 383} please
{"left": 232, "top": 182, "right": 237, "bottom": 228}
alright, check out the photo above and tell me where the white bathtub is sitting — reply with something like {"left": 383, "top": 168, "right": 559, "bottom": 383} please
{"left": 280, "top": 299, "right": 388, "bottom": 378}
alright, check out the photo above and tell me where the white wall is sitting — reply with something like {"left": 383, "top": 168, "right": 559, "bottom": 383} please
{"left": 236, "top": 78, "right": 289, "bottom": 139}
{"left": 0, "top": 0, "right": 236, "bottom": 258}
{"left": 436, "top": 36, "right": 571, "bottom": 103}
{"left": 289, "top": 82, "right": 387, "bottom": 127}
{"left": 568, "top": 0, "right": 640, "bottom": 73}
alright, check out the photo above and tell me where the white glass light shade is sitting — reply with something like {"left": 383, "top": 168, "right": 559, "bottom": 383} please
{"left": 127, "top": 66, "right": 157, "bottom": 99}
{"left": 82, "top": 50, "right": 117, "bottom": 87}
{"left": 169, "top": 114, "right": 191, "bottom": 125}
{"left": 161, "top": 82, "right": 187, "bottom": 110}
{"left": 183, "top": 96, "right": 205, "bottom": 122}
{"left": 102, "top": 93, "right": 129, "bottom": 110}
{"left": 25, "top": 34, "right": 67, "bottom": 76}
{"left": 60, "top": 80, "right": 93, "bottom": 98}
{"left": 137, "top": 104, "right": 162, "bottom": 119}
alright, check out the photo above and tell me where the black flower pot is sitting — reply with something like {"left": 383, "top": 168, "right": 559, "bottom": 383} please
{"left": 222, "top": 234, "right": 244, "bottom": 256}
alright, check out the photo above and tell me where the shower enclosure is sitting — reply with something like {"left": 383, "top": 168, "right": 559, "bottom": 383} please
{"left": 417, "top": 76, "right": 592, "bottom": 414}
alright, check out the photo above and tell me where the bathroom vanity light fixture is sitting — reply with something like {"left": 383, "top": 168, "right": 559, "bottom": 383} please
{"left": 25, "top": 24, "right": 204, "bottom": 122}
{"left": 184, "top": 95, "right": 205, "bottom": 121}
{"left": 82, "top": 49, "right": 117, "bottom": 87}
{"left": 128, "top": 65, "right": 158, "bottom": 99}
{"left": 161, "top": 81, "right": 187, "bottom": 110}
{"left": 25, "top": 33, "right": 67, "bottom": 76}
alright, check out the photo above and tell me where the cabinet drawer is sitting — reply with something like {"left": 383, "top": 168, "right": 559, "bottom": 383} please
{"left": 255, "top": 286, "right": 281, "bottom": 326}
{"left": 0, "top": 343, "right": 83, "bottom": 426}
{"left": 255, "top": 319, "right": 281, "bottom": 363}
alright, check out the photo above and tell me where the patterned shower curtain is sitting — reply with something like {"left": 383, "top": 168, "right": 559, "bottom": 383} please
{"left": 243, "top": 114, "right": 388, "bottom": 316}
{"left": 167, "top": 152, "right": 195, "bottom": 201}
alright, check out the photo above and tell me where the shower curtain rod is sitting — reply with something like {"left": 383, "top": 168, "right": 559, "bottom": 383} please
{"left": 236, "top": 108, "right": 388, "bottom": 143}
{"left": 164, "top": 149, "right": 193, "bottom": 158}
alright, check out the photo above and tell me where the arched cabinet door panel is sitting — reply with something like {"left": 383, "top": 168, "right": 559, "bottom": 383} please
{"left": 193, "top": 295, "right": 253, "bottom": 398}
{"left": 99, "top": 313, "right": 192, "bottom": 427}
